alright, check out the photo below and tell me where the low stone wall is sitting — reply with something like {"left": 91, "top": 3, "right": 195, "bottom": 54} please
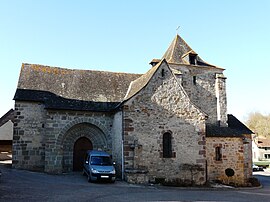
{"left": 125, "top": 169, "right": 149, "bottom": 184}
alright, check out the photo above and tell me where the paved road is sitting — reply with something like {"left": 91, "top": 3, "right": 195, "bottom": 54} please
{"left": 0, "top": 164, "right": 270, "bottom": 202}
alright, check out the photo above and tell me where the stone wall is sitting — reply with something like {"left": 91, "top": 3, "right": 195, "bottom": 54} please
{"left": 13, "top": 100, "right": 116, "bottom": 173}
{"left": 169, "top": 64, "right": 226, "bottom": 125}
{"left": 13, "top": 101, "right": 46, "bottom": 171}
{"left": 206, "top": 136, "right": 252, "bottom": 186}
{"left": 123, "top": 62, "right": 207, "bottom": 185}
{"left": 243, "top": 134, "right": 253, "bottom": 182}
{"left": 44, "top": 110, "right": 114, "bottom": 173}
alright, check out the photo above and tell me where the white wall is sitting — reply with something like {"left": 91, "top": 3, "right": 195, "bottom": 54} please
{"left": 252, "top": 140, "right": 260, "bottom": 162}
{"left": 0, "top": 120, "right": 13, "bottom": 140}
{"left": 111, "top": 111, "right": 123, "bottom": 177}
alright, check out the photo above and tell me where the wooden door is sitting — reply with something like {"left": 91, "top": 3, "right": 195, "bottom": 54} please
{"left": 73, "top": 137, "right": 93, "bottom": 171}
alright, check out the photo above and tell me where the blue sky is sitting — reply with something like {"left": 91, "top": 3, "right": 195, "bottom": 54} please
{"left": 0, "top": 0, "right": 269, "bottom": 122}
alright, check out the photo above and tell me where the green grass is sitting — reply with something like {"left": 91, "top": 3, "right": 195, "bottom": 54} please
{"left": 254, "top": 161, "right": 270, "bottom": 166}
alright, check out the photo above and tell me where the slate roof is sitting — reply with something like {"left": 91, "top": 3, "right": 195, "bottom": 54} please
{"left": 161, "top": 34, "right": 217, "bottom": 67}
{"left": 227, "top": 114, "right": 253, "bottom": 134}
{"left": 14, "top": 34, "right": 223, "bottom": 112}
{"left": 0, "top": 109, "right": 14, "bottom": 127}
{"left": 206, "top": 114, "right": 253, "bottom": 137}
{"left": 16, "top": 63, "right": 141, "bottom": 103}
{"left": 14, "top": 89, "right": 120, "bottom": 112}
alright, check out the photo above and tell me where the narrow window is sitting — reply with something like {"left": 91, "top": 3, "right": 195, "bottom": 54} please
{"left": 163, "top": 132, "right": 172, "bottom": 158}
{"left": 215, "top": 147, "right": 222, "bottom": 161}
{"left": 161, "top": 69, "right": 165, "bottom": 77}
{"left": 193, "top": 76, "right": 196, "bottom": 85}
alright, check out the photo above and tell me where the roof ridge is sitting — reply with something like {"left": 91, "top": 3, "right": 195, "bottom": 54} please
{"left": 22, "top": 63, "right": 143, "bottom": 75}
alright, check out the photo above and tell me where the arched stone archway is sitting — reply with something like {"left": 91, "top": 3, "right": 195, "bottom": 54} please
{"left": 73, "top": 137, "right": 93, "bottom": 171}
{"left": 62, "top": 123, "right": 108, "bottom": 172}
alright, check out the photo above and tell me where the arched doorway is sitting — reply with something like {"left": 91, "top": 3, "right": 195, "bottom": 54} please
{"left": 73, "top": 137, "right": 93, "bottom": 171}
{"left": 62, "top": 123, "right": 108, "bottom": 172}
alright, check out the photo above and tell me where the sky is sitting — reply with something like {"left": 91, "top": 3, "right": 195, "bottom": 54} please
{"left": 0, "top": 0, "right": 270, "bottom": 122}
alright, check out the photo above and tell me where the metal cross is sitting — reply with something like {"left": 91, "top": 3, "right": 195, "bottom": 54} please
{"left": 176, "top": 26, "right": 180, "bottom": 34}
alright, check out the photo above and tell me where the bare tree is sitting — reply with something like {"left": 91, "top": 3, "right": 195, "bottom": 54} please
{"left": 246, "top": 112, "right": 270, "bottom": 138}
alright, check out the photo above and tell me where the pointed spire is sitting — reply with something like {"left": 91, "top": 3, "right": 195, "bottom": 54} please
{"left": 162, "top": 34, "right": 193, "bottom": 64}
{"left": 150, "top": 34, "right": 217, "bottom": 67}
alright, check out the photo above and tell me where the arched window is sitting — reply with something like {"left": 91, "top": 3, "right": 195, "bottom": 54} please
{"left": 163, "top": 132, "right": 172, "bottom": 158}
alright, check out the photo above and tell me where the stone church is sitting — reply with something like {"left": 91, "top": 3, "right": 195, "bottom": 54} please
{"left": 13, "top": 34, "right": 253, "bottom": 186}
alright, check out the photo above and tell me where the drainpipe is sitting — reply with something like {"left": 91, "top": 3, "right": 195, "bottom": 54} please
{"left": 205, "top": 160, "right": 208, "bottom": 184}
{"left": 121, "top": 109, "right": 124, "bottom": 180}
{"left": 121, "top": 139, "right": 124, "bottom": 180}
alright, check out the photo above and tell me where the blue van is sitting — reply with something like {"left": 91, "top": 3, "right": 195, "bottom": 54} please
{"left": 83, "top": 150, "right": 116, "bottom": 183}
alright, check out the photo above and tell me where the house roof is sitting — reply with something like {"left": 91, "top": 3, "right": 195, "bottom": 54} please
{"left": 0, "top": 109, "right": 14, "bottom": 127}
{"left": 257, "top": 138, "right": 270, "bottom": 147}
{"left": 227, "top": 114, "right": 253, "bottom": 134}
{"left": 206, "top": 114, "right": 253, "bottom": 137}
{"left": 15, "top": 63, "right": 141, "bottom": 104}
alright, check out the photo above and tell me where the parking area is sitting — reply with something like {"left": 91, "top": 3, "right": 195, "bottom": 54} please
{"left": 0, "top": 164, "right": 158, "bottom": 202}
{"left": 1, "top": 163, "right": 270, "bottom": 202}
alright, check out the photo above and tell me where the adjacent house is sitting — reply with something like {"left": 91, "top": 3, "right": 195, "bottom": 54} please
{"left": 13, "top": 34, "right": 253, "bottom": 186}
{"left": 252, "top": 136, "right": 270, "bottom": 164}
{"left": 0, "top": 109, "right": 14, "bottom": 160}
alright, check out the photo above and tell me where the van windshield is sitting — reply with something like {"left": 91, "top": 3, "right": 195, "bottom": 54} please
{"left": 91, "top": 156, "right": 112, "bottom": 166}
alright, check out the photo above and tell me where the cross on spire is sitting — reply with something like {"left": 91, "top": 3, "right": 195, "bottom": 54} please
{"left": 176, "top": 26, "right": 180, "bottom": 34}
